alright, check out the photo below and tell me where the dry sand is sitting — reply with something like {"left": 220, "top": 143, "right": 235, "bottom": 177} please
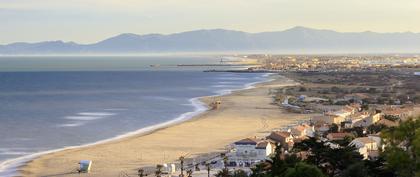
{"left": 18, "top": 75, "right": 313, "bottom": 177}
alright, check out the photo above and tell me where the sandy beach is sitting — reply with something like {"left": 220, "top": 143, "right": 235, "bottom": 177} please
{"left": 17, "top": 75, "right": 313, "bottom": 177}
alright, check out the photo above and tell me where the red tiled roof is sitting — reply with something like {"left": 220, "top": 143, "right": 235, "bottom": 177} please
{"left": 327, "top": 132, "right": 353, "bottom": 140}
{"left": 376, "top": 119, "right": 398, "bottom": 127}
{"left": 267, "top": 131, "right": 291, "bottom": 142}
{"left": 353, "top": 137, "right": 375, "bottom": 144}
{"left": 234, "top": 138, "right": 258, "bottom": 145}
{"left": 256, "top": 141, "right": 269, "bottom": 149}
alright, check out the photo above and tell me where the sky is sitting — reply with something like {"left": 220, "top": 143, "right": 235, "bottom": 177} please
{"left": 1, "top": 0, "right": 419, "bottom": 44}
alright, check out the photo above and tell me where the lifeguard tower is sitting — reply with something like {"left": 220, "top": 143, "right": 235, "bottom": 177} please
{"left": 210, "top": 98, "right": 222, "bottom": 110}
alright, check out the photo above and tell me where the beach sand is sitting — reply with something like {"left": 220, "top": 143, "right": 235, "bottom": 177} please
{"left": 18, "top": 75, "right": 313, "bottom": 177}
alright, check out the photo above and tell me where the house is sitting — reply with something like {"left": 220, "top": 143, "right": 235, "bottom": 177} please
{"left": 347, "top": 112, "right": 370, "bottom": 127}
{"left": 290, "top": 125, "right": 306, "bottom": 138}
{"left": 326, "top": 132, "right": 354, "bottom": 141}
{"left": 312, "top": 115, "right": 345, "bottom": 125}
{"left": 326, "top": 110, "right": 352, "bottom": 118}
{"left": 370, "top": 113, "right": 381, "bottom": 124}
{"left": 349, "top": 137, "right": 378, "bottom": 159}
{"left": 376, "top": 118, "right": 399, "bottom": 127}
{"left": 313, "top": 122, "right": 331, "bottom": 135}
{"left": 255, "top": 141, "right": 276, "bottom": 160}
{"left": 380, "top": 106, "right": 414, "bottom": 119}
{"left": 352, "top": 118, "right": 371, "bottom": 127}
{"left": 267, "top": 131, "right": 294, "bottom": 150}
{"left": 290, "top": 124, "right": 315, "bottom": 138}
{"left": 350, "top": 112, "right": 380, "bottom": 127}
{"left": 343, "top": 103, "right": 361, "bottom": 114}
{"left": 229, "top": 138, "right": 276, "bottom": 167}
{"left": 341, "top": 120, "right": 353, "bottom": 128}
{"left": 302, "top": 124, "right": 315, "bottom": 137}
{"left": 367, "top": 134, "right": 383, "bottom": 150}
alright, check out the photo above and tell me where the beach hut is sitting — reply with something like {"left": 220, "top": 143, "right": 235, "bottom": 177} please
{"left": 78, "top": 160, "right": 92, "bottom": 173}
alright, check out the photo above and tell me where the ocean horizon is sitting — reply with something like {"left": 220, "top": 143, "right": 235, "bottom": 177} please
{"left": 0, "top": 56, "right": 269, "bottom": 176}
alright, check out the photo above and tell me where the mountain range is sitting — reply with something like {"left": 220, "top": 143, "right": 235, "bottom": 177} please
{"left": 1, "top": 26, "right": 420, "bottom": 54}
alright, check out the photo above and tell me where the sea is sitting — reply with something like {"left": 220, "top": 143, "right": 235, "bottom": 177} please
{"left": 0, "top": 56, "right": 270, "bottom": 176}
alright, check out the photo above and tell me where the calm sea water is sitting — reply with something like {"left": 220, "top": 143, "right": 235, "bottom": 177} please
{"left": 0, "top": 56, "right": 268, "bottom": 175}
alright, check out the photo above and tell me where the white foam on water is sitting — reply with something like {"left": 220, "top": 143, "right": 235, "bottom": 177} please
{"left": 77, "top": 112, "right": 116, "bottom": 116}
{"left": 103, "top": 108, "right": 128, "bottom": 111}
{"left": 57, "top": 122, "right": 85, "bottom": 127}
{"left": 0, "top": 148, "right": 32, "bottom": 156}
{"left": 0, "top": 151, "right": 30, "bottom": 156}
{"left": 220, "top": 77, "right": 246, "bottom": 80}
{"left": 211, "top": 85, "right": 236, "bottom": 88}
{"left": 217, "top": 81, "right": 236, "bottom": 84}
{"left": 64, "top": 116, "right": 103, "bottom": 121}
{"left": 0, "top": 73, "right": 276, "bottom": 177}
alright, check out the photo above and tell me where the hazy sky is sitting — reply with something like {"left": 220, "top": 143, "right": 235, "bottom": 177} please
{"left": 1, "top": 0, "right": 419, "bottom": 44}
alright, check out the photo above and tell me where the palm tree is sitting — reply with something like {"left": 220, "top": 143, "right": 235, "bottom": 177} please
{"left": 155, "top": 164, "right": 163, "bottom": 177}
{"left": 205, "top": 163, "right": 211, "bottom": 177}
{"left": 215, "top": 168, "right": 231, "bottom": 177}
{"left": 137, "top": 168, "right": 147, "bottom": 177}
{"left": 186, "top": 169, "right": 193, "bottom": 177}
{"left": 179, "top": 156, "right": 185, "bottom": 177}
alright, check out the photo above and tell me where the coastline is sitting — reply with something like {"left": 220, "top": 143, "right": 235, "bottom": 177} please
{"left": 14, "top": 74, "right": 312, "bottom": 177}
{"left": 0, "top": 73, "right": 271, "bottom": 177}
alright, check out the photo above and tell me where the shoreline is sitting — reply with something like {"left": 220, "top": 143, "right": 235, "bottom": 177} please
{"left": 0, "top": 73, "right": 272, "bottom": 177}
{"left": 14, "top": 74, "right": 311, "bottom": 177}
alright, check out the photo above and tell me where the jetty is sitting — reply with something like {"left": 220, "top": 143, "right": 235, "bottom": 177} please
{"left": 177, "top": 64, "right": 256, "bottom": 67}
{"left": 203, "top": 69, "right": 284, "bottom": 73}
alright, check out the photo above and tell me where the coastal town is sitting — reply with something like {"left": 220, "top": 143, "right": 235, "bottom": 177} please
{"left": 134, "top": 54, "right": 419, "bottom": 177}
{"left": 5, "top": 55, "right": 418, "bottom": 177}
{"left": 3, "top": 1, "right": 420, "bottom": 177}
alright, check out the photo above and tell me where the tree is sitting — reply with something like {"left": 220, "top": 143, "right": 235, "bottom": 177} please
{"left": 251, "top": 143, "right": 324, "bottom": 177}
{"left": 367, "top": 123, "right": 386, "bottom": 134}
{"left": 251, "top": 163, "right": 270, "bottom": 177}
{"left": 179, "top": 156, "right": 185, "bottom": 177}
{"left": 364, "top": 157, "right": 394, "bottom": 177}
{"left": 293, "top": 137, "right": 326, "bottom": 166}
{"left": 205, "top": 163, "right": 211, "bottom": 177}
{"left": 215, "top": 168, "right": 231, "bottom": 177}
{"left": 383, "top": 115, "right": 399, "bottom": 122}
{"left": 381, "top": 117, "right": 420, "bottom": 177}
{"left": 328, "top": 124, "right": 339, "bottom": 133}
{"left": 299, "top": 87, "right": 307, "bottom": 92}
{"left": 321, "top": 146, "right": 363, "bottom": 176}
{"left": 267, "top": 144, "right": 289, "bottom": 176}
{"left": 137, "top": 168, "right": 146, "bottom": 177}
{"left": 155, "top": 164, "right": 163, "bottom": 177}
{"left": 340, "top": 162, "right": 368, "bottom": 177}
{"left": 293, "top": 137, "right": 363, "bottom": 176}
{"left": 233, "top": 169, "right": 249, "bottom": 177}
{"left": 284, "top": 162, "right": 325, "bottom": 177}
{"left": 361, "top": 104, "right": 369, "bottom": 111}
{"left": 186, "top": 169, "right": 193, "bottom": 177}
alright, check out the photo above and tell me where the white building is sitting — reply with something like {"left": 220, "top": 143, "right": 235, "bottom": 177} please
{"left": 349, "top": 137, "right": 378, "bottom": 159}
{"left": 229, "top": 138, "right": 275, "bottom": 167}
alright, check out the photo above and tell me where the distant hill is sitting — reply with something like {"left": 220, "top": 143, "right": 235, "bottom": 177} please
{"left": 1, "top": 26, "right": 420, "bottom": 54}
